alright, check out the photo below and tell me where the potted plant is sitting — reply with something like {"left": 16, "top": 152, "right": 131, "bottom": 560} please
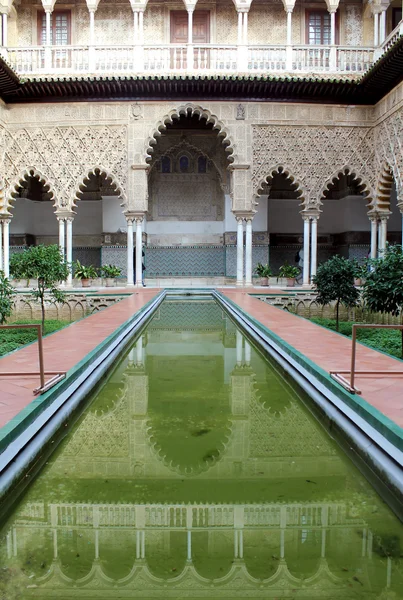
{"left": 254, "top": 262, "right": 272, "bottom": 286}
{"left": 278, "top": 262, "right": 300, "bottom": 287}
{"left": 73, "top": 260, "right": 98, "bottom": 287}
{"left": 101, "top": 264, "right": 122, "bottom": 287}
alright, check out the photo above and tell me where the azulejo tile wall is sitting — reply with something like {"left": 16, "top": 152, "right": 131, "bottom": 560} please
{"left": 225, "top": 246, "right": 269, "bottom": 278}
{"left": 101, "top": 246, "right": 128, "bottom": 277}
{"left": 72, "top": 248, "right": 102, "bottom": 269}
{"left": 146, "top": 246, "right": 225, "bottom": 277}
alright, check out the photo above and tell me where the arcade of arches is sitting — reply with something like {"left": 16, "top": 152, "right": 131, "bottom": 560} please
{"left": 0, "top": 90, "right": 402, "bottom": 286}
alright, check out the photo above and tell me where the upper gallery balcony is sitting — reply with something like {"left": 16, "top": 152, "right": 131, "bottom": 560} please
{"left": 0, "top": 0, "right": 402, "bottom": 78}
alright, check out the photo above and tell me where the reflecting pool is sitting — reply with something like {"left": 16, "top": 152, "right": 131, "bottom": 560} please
{"left": 1, "top": 299, "right": 403, "bottom": 599}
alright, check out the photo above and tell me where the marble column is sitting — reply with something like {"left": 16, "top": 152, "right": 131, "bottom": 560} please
{"left": 236, "top": 217, "right": 244, "bottom": 286}
{"left": 3, "top": 219, "right": 10, "bottom": 278}
{"left": 2, "top": 12, "right": 8, "bottom": 48}
{"left": 285, "top": 9, "right": 293, "bottom": 69}
{"left": 237, "top": 11, "right": 243, "bottom": 45}
{"left": 58, "top": 217, "right": 65, "bottom": 258}
{"left": 133, "top": 11, "right": 139, "bottom": 42}
{"left": 310, "top": 216, "right": 318, "bottom": 281}
{"left": 370, "top": 217, "right": 378, "bottom": 259}
{"left": 135, "top": 217, "right": 143, "bottom": 286}
{"left": 245, "top": 217, "right": 253, "bottom": 286}
{"left": 139, "top": 10, "right": 144, "bottom": 44}
{"left": 66, "top": 217, "right": 73, "bottom": 287}
{"left": 373, "top": 10, "right": 380, "bottom": 46}
{"left": 0, "top": 221, "right": 3, "bottom": 272}
{"left": 302, "top": 217, "right": 310, "bottom": 286}
{"left": 380, "top": 8, "right": 387, "bottom": 44}
{"left": 187, "top": 9, "right": 194, "bottom": 68}
{"left": 243, "top": 11, "right": 248, "bottom": 44}
{"left": 379, "top": 215, "right": 388, "bottom": 252}
{"left": 126, "top": 217, "right": 134, "bottom": 287}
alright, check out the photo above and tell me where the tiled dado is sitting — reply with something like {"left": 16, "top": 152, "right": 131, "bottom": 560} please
{"left": 100, "top": 245, "right": 269, "bottom": 278}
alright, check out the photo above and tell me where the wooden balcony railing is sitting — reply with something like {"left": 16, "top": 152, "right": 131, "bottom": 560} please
{"left": 2, "top": 37, "right": 396, "bottom": 77}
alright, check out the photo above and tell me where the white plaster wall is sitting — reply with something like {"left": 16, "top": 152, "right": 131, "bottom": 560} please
{"left": 146, "top": 221, "right": 224, "bottom": 235}
{"left": 268, "top": 199, "right": 303, "bottom": 233}
{"left": 254, "top": 195, "right": 268, "bottom": 231}
{"left": 10, "top": 199, "right": 57, "bottom": 236}
{"left": 102, "top": 197, "right": 127, "bottom": 232}
{"left": 74, "top": 201, "right": 102, "bottom": 235}
{"left": 269, "top": 196, "right": 403, "bottom": 234}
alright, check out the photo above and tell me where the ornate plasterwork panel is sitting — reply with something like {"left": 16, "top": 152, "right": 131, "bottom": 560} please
{"left": 252, "top": 125, "right": 375, "bottom": 208}
{"left": 216, "top": 3, "right": 237, "bottom": 44}
{"left": 149, "top": 173, "right": 224, "bottom": 221}
{"left": 144, "top": 5, "right": 165, "bottom": 44}
{"left": 248, "top": 4, "right": 287, "bottom": 45}
{"left": 3, "top": 125, "right": 128, "bottom": 211}
{"left": 374, "top": 108, "right": 403, "bottom": 205}
{"left": 344, "top": 5, "right": 363, "bottom": 47}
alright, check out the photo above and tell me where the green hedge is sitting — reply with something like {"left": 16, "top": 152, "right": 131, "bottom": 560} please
{"left": 310, "top": 317, "right": 403, "bottom": 360}
{"left": 0, "top": 320, "right": 69, "bottom": 356}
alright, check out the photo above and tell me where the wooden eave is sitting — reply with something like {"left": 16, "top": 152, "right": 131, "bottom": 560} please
{"left": 0, "top": 36, "right": 401, "bottom": 105}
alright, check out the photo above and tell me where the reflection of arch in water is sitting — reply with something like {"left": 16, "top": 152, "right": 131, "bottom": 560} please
{"left": 32, "top": 555, "right": 346, "bottom": 591}
{"left": 145, "top": 416, "right": 234, "bottom": 476}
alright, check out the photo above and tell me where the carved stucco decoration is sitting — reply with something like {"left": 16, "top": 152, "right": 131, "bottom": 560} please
{"left": 374, "top": 108, "right": 403, "bottom": 213}
{"left": 145, "top": 103, "right": 238, "bottom": 166}
{"left": 3, "top": 125, "right": 128, "bottom": 213}
{"left": 252, "top": 125, "right": 376, "bottom": 210}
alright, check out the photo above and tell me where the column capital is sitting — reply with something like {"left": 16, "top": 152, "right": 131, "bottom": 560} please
{"left": 301, "top": 208, "right": 320, "bottom": 220}
{"left": 85, "top": 0, "right": 101, "bottom": 13}
{"left": 281, "top": 0, "right": 296, "bottom": 13}
{"left": 56, "top": 210, "right": 75, "bottom": 220}
{"left": 233, "top": 211, "right": 254, "bottom": 220}
{"left": 40, "top": 0, "right": 58, "bottom": 12}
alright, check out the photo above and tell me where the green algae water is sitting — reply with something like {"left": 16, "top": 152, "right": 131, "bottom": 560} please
{"left": 1, "top": 298, "right": 403, "bottom": 599}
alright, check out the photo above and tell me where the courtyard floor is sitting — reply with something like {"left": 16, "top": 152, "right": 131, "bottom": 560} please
{"left": 0, "top": 287, "right": 402, "bottom": 441}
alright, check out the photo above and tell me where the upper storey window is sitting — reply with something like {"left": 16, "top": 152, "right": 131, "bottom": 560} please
{"left": 38, "top": 11, "right": 71, "bottom": 45}
{"left": 179, "top": 156, "right": 190, "bottom": 172}
{"left": 306, "top": 11, "right": 331, "bottom": 45}
{"left": 161, "top": 156, "right": 171, "bottom": 173}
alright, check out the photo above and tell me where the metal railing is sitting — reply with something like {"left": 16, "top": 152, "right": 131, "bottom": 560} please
{"left": 0, "top": 324, "right": 65, "bottom": 395}
{"left": 330, "top": 324, "right": 403, "bottom": 394}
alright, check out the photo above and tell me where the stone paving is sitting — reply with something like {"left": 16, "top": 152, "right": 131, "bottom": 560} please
{"left": 221, "top": 290, "right": 403, "bottom": 430}
{"left": 0, "top": 287, "right": 402, "bottom": 443}
{"left": 0, "top": 289, "right": 159, "bottom": 429}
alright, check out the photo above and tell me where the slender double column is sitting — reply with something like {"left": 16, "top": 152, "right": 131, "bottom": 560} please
{"left": 370, "top": 216, "right": 378, "bottom": 259}
{"left": 0, "top": 218, "right": 11, "bottom": 278}
{"left": 126, "top": 216, "right": 134, "bottom": 287}
{"left": 302, "top": 212, "right": 319, "bottom": 286}
{"left": 236, "top": 217, "right": 244, "bottom": 287}
{"left": 245, "top": 217, "right": 253, "bottom": 286}
{"left": 135, "top": 216, "right": 144, "bottom": 287}
{"left": 187, "top": 9, "right": 194, "bottom": 69}
{"left": 236, "top": 10, "right": 249, "bottom": 71}
{"left": 66, "top": 217, "right": 73, "bottom": 286}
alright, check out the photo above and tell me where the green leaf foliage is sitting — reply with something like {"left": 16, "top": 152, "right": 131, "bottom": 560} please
{"left": 0, "top": 270, "right": 14, "bottom": 325}
{"left": 363, "top": 244, "right": 403, "bottom": 317}
{"left": 16, "top": 245, "right": 69, "bottom": 332}
{"left": 313, "top": 256, "right": 359, "bottom": 331}
{"left": 0, "top": 319, "right": 69, "bottom": 356}
{"left": 311, "top": 317, "right": 403, "bottom": 360}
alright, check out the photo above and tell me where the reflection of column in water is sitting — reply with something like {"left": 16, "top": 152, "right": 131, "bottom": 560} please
{"left": 245, "top": 340, "right": 251, "bottom": 366}
{"left": 387, "top": 556, "right": 392, "bottom": 588}
{"left": 236, "top": 330, "right": 243, "bottom": 366}
{"left": 95, "top": 529, "right": 99, "bottom": 560}
{"left": 136, "top": 336, "right": 144, "bottom": 367}
{"left": 128, "top": 348, "right": 135, "bottom": 367}
{"left": 187, "top": 530, "right": 192, "bottom": 561}
{"left": 6, "top": 531, "right": 12, "bottom": 559}
{"left": 53, "top": 529, "right": 58, "bottom": 560}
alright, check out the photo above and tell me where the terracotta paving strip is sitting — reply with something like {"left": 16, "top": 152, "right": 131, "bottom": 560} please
{"left": 221, "top": 290, "right": 403, "bottom": 430}
{"left": 0, "top": 289, "right": 160, "bottom": 430}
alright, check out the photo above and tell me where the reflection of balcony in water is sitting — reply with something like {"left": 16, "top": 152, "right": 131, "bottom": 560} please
{"left": 3, "top": 498, "right": 397, "bottom": 599}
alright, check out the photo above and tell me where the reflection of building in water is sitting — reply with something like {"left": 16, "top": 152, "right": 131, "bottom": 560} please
{"left": 49, "top": 304, "right": 340, "bottom": 481}
{"left": 2, "top": 498, "right": 397, "bottom": 598}
{"left": 1, "top": 304, "right": 401, "bottom": 598}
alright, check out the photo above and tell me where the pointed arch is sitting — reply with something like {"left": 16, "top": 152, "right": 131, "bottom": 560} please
{"left": 145, "top": 103, "right": 237, "bottom": 164}
{"left": 320, "top": 166, "right": 374, "bottom": 208}
{"left": 255, "top": 165, "right": 306, "bottom": 206}
{"left": 6, "top": 167, "right": 59, "bottom": 214}
{"left": 375, "top": 162, "right": 395, "bottom": 212}
{"left": 72, "top": 166, "right": 128, "bottom": 211}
